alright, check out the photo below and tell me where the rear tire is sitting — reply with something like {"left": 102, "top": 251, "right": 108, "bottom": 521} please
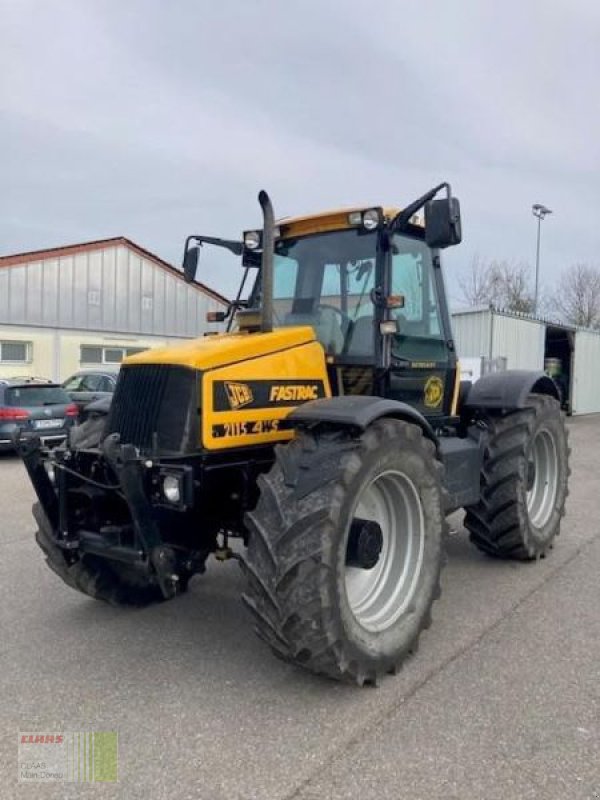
{"left": 34, "top": 503, "right": 186, "bottom": 606}
{"left": 242, "top": 418, "right": 447, "bottom": 684}
{"left": 465, "top": 394, "right": 569, "bottom": 560}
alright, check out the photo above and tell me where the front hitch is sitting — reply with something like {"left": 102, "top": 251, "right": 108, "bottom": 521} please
{"left": 19, "top": 431, "right": 181, "bottom": 601}
{"left": 15, "top": 431, "right": 59, "bottom": 532}
{"left": 102, "top": 436, "right": 180, "bottom": 599}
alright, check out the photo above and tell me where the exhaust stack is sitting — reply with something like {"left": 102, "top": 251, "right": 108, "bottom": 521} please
{"left": 258, "top": 190, "right": 275, "bottom": 334}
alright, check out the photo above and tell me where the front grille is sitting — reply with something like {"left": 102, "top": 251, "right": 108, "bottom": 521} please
{"left": 107, "top": 364, "right": 199, "bottom": 454}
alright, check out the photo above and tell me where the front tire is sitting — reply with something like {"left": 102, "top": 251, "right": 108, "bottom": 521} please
{"left": 242, "top": 419, "right": 447, "bottom": 684}
{"left": 465, "top": 394, "right": 570, "bottom": 560}
{"left": 34, "top": 503, "right": 186, "bottom": 606}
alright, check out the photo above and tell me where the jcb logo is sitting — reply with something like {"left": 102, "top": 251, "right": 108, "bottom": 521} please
{"left": 269, "top": 385, "right": 319, "bottom": 403}
{"left": 225, "top": 382, "right": 254, "bottom": 410}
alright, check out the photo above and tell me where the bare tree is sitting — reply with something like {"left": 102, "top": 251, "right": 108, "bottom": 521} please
{"left": 459, "top": 256, "right": 534, "bottom": 313}
{"left": 552, "top": 264, "right": 600, "bottom": 329}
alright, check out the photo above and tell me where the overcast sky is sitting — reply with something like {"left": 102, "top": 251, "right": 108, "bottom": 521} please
{"left": 2, "top": 0, "right": 599, "bottom": 303}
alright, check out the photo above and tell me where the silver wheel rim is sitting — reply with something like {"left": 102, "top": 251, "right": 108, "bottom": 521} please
{"left": 526, "top": 428, "right": 558, "bottom": 528}
{"left": 344, "top": 470, "right": 425, "bottom": 633}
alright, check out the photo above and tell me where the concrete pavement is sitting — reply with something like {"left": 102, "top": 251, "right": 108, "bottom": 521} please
{"left": 0, "top": 415, "right": 598, "bottom": 799}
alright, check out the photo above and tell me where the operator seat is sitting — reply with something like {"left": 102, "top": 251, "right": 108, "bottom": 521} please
{"left": 345, "top": 316, "right": 374, "bottom": 358}
{"left": 284, "top": 300, "right": 345, "bottom": 356}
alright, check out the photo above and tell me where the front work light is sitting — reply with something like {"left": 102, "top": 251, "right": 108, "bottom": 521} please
{"left": 362, "top": 209, "right": 380, "bottom": 230}
{"left": 244, "top": 230, "right": 261, "bottom": 250}
{"left": 380, "top": 320, "right": 399, "bottom": 335}
{"left": 348, "top": 209, "right": 381, "bottom": 230}
{"left": 162, "top": 474, "right": 182, "bottom": 504}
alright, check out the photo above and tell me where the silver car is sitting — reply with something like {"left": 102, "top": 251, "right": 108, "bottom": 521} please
{"left": 62, "top": 369, "right": 118, "bottom": 414}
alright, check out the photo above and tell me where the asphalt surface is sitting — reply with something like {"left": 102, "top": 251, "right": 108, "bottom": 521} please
{"left": 0, "top": 415, "right": 599, "bottom": 800}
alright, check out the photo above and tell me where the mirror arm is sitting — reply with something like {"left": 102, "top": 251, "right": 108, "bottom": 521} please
{"left": 389, "top": 182, "right": 453, "bottom": 231}
{"left": 188, "top": 235, "right": 243, "bottom": 256}
{"left": 182, "top": 234, "right": 244, "bottom": 284}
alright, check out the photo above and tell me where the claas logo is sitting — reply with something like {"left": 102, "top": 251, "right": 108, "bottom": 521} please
{"left": 20, "top": 734, "right": 64, "bottom": 744}
{"left": 224, "top": 381, "right": 254, "bottom": 410}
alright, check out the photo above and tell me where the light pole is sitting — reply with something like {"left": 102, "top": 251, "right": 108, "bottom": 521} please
{"left": 532, "top": 203, "right": 552, "bottom": 315}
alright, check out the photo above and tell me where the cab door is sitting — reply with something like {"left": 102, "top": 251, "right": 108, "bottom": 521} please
{"left": 385, "top": 234, "right": 455, "bottom": 418}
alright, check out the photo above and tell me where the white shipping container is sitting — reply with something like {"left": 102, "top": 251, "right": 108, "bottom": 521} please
{"left": 572, "top": 329, "right": 600, "bottom": 415}
{"left": 452, "top": 308, "right": 544, "bottom": 371}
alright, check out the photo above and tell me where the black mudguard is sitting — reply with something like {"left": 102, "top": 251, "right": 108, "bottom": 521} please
{"left": 288, "top": 395, "right": 438, "bottom": 447}
{"left": 463, "top": 370, "right": 559, "bottom": 411}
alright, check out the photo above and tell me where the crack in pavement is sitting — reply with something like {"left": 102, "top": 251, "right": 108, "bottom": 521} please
{"left": 283, "top": 531, "right": 600, "bottom": 800}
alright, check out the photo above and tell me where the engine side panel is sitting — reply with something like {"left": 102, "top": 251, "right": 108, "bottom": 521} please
{"left": 202, "top": 340, "right": 331, "bottom": 450}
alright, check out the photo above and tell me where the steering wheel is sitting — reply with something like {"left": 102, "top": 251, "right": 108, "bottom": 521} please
{"left": 316, "top": 303, "right": 350, "bottom": 329}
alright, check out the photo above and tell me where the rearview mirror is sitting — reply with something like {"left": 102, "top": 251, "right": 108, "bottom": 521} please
{"left": 425, "top": 197, "right": 462, "bottom": 249}
{"left": 183, "top": 246, "right": 200, "bottom": 283}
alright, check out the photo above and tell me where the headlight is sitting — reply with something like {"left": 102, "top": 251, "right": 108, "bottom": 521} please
{"left": 44, "top": 461, "right": 56, "bottom": 485}
{"left": 162, "top": 474, "right": 181, "bottom": 504}
{"left": 244, "top": 230, "right": 261, "bottom": 250}
{"left": 362, "top": 209, "right": 380, "bottom": 230}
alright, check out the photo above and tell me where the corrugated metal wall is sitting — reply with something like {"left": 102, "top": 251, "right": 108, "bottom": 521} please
{"left": 451, "top": 310, "right": 492, "bottom": 359}
{"left": 452, "top": 309, "right": 600, "bottom": 415}
{"left": 0, "top": 244, "right": 225, "bottom": 337}
{"left": 572, "top": 330, "right": 600, "bottom": 415}
{"left": 491, "top": 314, "right": 545, "bottom": 371}
{"left": 452, "top": 309, "right": 545, "bottom": 370}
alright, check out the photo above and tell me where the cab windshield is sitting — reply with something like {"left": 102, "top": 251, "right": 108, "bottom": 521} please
{"left": 254, "top": 227, "right": 445, "bottom": 361}
{"left": 270, "top": 228, "right": 377, "bottom": 357}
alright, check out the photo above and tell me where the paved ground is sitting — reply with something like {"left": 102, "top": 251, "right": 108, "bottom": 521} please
{"left": 0, "top": 416, "right": 599, "bottom": 800}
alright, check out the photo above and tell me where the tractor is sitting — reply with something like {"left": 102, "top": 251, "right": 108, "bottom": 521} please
{"left": 18, "top": 184, "right": 569, "bottom": 685}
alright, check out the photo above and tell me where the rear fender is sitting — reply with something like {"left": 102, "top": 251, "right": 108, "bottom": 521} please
{"left": 463, "top": 370, "right": 559, "bottom": 411}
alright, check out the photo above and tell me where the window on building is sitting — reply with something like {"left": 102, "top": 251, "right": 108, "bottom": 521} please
{"left": 80, "top": 345, "right": 148, "bottom": 365}
{"left": 80, "top": 346, "right": 103, "bottom": 364}
{"left": 0, "top": 341, "right": 31, "bottom": 363}
{"left": 104, "top": 348, "right": 124, "bottom": 364}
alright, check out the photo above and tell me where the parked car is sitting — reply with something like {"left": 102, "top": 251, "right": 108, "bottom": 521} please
{"left": 0, "top": 378, "right": 78, "bottom": 451}
{"left": 62, "top": 369, "right": 118, "bottom": 413}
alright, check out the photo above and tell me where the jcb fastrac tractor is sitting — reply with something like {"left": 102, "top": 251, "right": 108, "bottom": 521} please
{"left": 19, "top": 185, "right": 569, "bottom": 685}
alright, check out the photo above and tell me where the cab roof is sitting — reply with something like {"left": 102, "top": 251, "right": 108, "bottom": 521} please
{"left": 276, "top": 206, "right": 423, "bottom": 239}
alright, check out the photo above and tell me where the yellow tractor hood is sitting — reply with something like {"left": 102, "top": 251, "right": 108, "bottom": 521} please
{"left": 123, "top": 326, "right": 319, "bottom": 372}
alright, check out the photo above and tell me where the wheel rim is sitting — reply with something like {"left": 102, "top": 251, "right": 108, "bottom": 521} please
{"left": 526, "top": 428, "right": 558, "bottom": 528}
{"left": 344, "top": 470, "right": 425, "bottom": 633}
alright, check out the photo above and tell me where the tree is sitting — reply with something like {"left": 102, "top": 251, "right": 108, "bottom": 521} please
{"left": 552, "top": 264, "right": 600, "bottom": 329}
{"left": 459, "top": 256, "right": 534, "bottom": 313}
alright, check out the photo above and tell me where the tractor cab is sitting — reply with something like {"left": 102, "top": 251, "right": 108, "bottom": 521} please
{"left": 184, "top": 184, "right": 462, "bottom": 420}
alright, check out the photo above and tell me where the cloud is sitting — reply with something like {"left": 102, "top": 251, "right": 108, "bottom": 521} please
{"left": 1, "top": 0, "right": 599, "bottom": 300}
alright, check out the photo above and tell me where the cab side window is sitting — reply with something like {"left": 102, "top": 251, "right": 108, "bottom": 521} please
{"left": 390, "top": 236, "right": 442, "bottom": 338}
{"left": 390, "top": 235, "right": 446, "bottom": 361}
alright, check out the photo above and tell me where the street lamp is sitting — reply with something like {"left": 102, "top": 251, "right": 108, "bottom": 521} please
{"left": 532, "top": 203, "right": 552, "bottom": 315}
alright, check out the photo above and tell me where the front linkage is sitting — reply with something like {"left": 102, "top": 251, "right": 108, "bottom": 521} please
{"left": 17, "top": 430, "right": 202, "bottom": 604}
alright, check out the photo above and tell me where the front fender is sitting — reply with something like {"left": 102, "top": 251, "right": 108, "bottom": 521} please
{"left": 288, "top": 395, "right": 438, "bottom": 448}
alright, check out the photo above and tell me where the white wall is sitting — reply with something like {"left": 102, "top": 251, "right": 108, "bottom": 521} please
{"left": 452, "top": 309, "right": 545, "bottom": 370}
{"left": 0, "top": 323, "right": 195, "bottom": 382}
{"left": 572, "top": 330, "right": 600, "bottom": 415}
{"left": 491, "top": 314, "right": 545, "bottom": 371}
{"left": 0, "top": 242, "right": 227, "bottom": 337}
{"left": 451, "top": 310, "right": 492, "bottom": 359}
